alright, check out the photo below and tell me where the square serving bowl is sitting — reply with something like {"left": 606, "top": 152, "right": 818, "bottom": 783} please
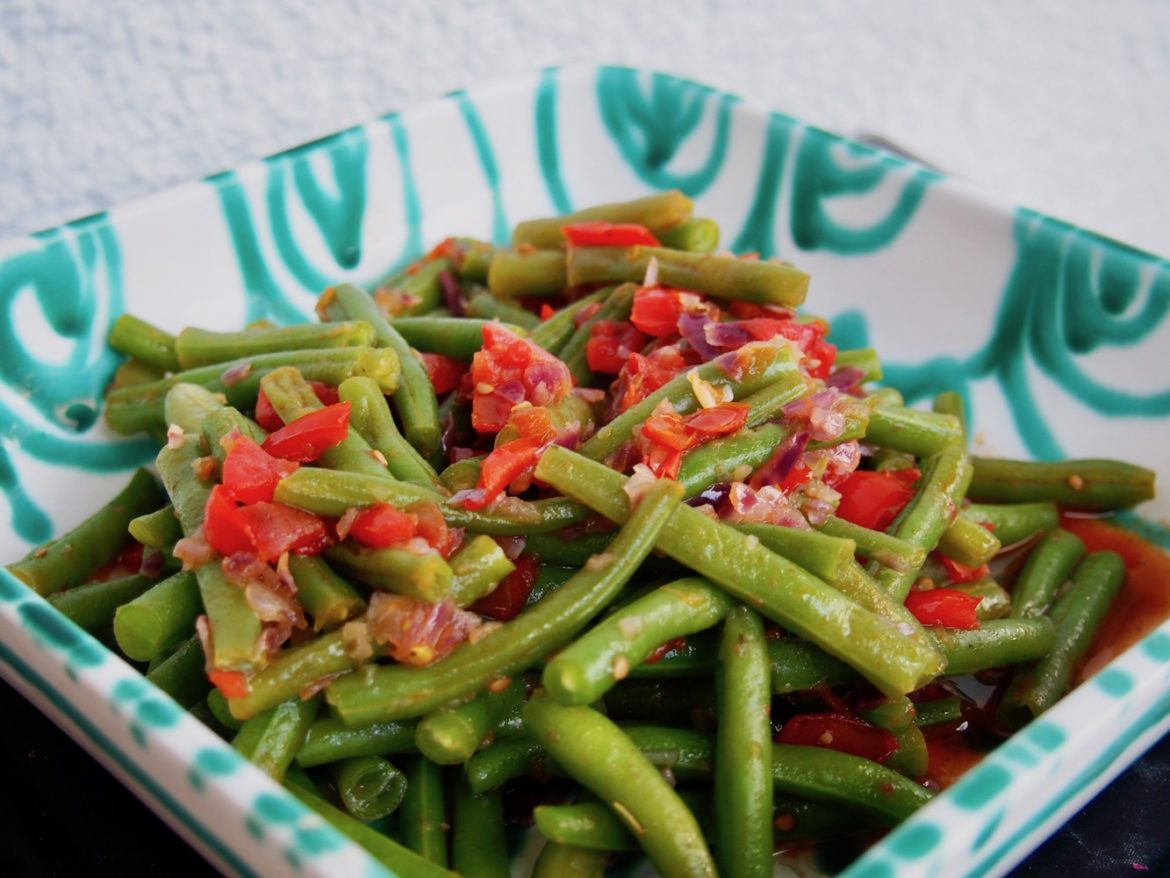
{"left": 2, "top": 64, "right": 1168, "bottom": 878}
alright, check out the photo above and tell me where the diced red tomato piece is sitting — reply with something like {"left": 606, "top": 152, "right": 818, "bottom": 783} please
{"left": 262, "top": 402, "right": 351, "bottom": 463}
{"left": 470, "top": 325, "right": 572, "bottom": 433}
{"left": 775, "top": 460, "right": 812, "bottom": 494}
{"left": 586, "top": 320, "right": 648, "bottom": 374}
{"left": 642, "top": 411, "right": 694, "bottom": 452}
{"left": 613, "top": 346, "right": 689, "bottom": 412}
{"left": 411, "top": 501, "right": 461, "bottom": 558}
{"left": 255, "top": 381, "right": 339, "bottom": 432}
{"left": 561, "top": 221, "right": 660, "bottom": 248}
{"left": 503, "top": 405, "right": 558, "bottom": 444}
{"left": 938, "top": 555, "right": 991, "bottom": 585}
{"left": 776, "top": 713, "right": 899, "bottom": 763}
{"left": 904, "top": 588, "right": 982, "bottom": 630}
{"left": 237, "top": 502, "right": 332, "bottom": 561}
{"left": 834, "top": 470, "right": 917, "bottom": 531}
{"left": 420, "top": 352, "right": 467, "bottom": 395}
{"left": 539, "top": 303, "right": 556, "bottom": 321}
{"left": 462, "top": 438, "right": 544, "bottom": 511}
{"left": 221, "top": 435, "right": 299, "bottom": 505}
{"left": 888, "top": 467, "right": 922, "bottom": 485}
{"left": 347, "top": 503, "right": 418, "bottom": 548}
{"left": 684, "top": 403, "right": 749, "bottom": 437}
{"left": 469, "top": 554, "right": 539, "bottom": 621}
{"left": 639, "top": 403, "right": 750, "bottom": 477}
{"left": 208, "top": 670, "right": 249, "bottom": 699}
{"left": 630, "top": 287, "right": 683, "bottom": 338}
{"left": 203, "top": 485, "right": 256, "bottom": 557}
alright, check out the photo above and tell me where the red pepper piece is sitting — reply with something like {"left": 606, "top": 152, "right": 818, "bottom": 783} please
{"left": 586, "top": 320, "right": 648, "bottom": 374}
{"left": 630, "top": 287, "right": 683, "bottom": 338}
{"left": 938, "top": 555, "right": 990, "bottom": 585}
{"left": 411, "top": 501, "right": 460, "bottom": 558}
{"left": 420, "top": 352, "right": 467, "bottom": 395}
{"left": 255, "top": 381, "right": 339, "bottom": 432}
{"left": 562, "top": 221, "right": 660, "bottom": 248}
{"left": 775, "top": 713, "right": 899, "bottom": 763}
{"left": 904, "top": 588, "right": 982, "bottom": 630}
{"left": 262, "top": 402, "right": 351, "bottom": 463}
{"left": 209, "top": 670, "right": 249, "bottom": 699}
{"left": 834, "top": 470, "right": 917, "bottom": 531}
{"left": 221, "top": 435, "right": 299, "bottom": 505}
{"left": 347, "top": 503, "right": 418, "bottom": 548}
{"left": 470, "top": 554, "right": 539, "bottom": 620}
{"left": 463, "top": 438, "right": 544, "bottom": 511}
{"left": 203, "top": 485, "right": 256, "bottom": 557}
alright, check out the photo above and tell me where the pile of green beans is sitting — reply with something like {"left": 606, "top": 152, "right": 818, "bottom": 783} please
{"left": 6, "top": 190, "right": 1161, "bottom": 878}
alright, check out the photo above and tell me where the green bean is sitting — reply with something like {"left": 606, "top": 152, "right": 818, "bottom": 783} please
{"left": 232, "top": 696, "right": 319, "bottom": 781}
{"left": 48, "top": 573, "right": 155, "bottom": 634}
{"left": 628, "top": 630, "right": 718, "bottom": 678}
{"left": 325, "top": 543, "right": 453, "bottom": 602}
{"left": 535, "top": 800, "right": 642, "bottom": 852}
{"left": 932, "top": 617, "right": 1057, "bottom": 675}
{"left": 163, "top": 381, "right": 227, "bottom": 435}
{"left": 732, "top": 521, "right": 856, "bottom": 584}
{"left": 108, "top": 313, "right": 180, "bottom": 372}
{"left": 296, "top": 716, "right": 418, "bottom": 767}
{"left": 962, "top": 501, "right": 1060, "bottom": 547}
{"left": 544, "top": 577, "right": 732, "bottom": 705}
{"left": 451, "top": 778, "right": 510, "bottom": 878}
{"left": 581, "top": 341, "right": 802, "bottom": 463}
{"left": 338, "top": 376, "right": 443, "bottom": 488}
{"left": 876, "top": 444, "right": 974, "bottom": 602}
{"left": 531, "top": 843, "right": 608, "bottom": 878}
{"left": 715, "top": 605, "right": 773, "bottom": 878}
{"left": 388, "top": 316, "right": 530, "bottom": 359}
{"left": 453, "top": 240, "right": 493, "bottom": 282}
{"left": 772, "top": 795, "right": 882, "bottom": 843}
{"left": 602, "top": 678, "right": 716, "bottom": 725}
{"left": 400, "top": 757, "right": 449, "bottom": 867}
{"left": 657, "top": 217, "right": 720, "bottom": 253}
{"left": 535, "top": 447, "right": 946, "bottom": 696}
{"left": 113, "top": 571, "right": 201, "bottom": 661}
{"left": 228, "top": 628, "right": 359, "bottom": 720}
{"left": 487, "top": 248, "right": 566, "bottom": 298}
{"left": 861, "top": 696, "right": 928, "bottom": 779}
{"left": 913, "top": 696, "right": 963, "bottom": 728}
{"left": 175, "top": 321, "right": 375, "bottom": 369}
{"left": 495, "top": 394, "right": 597, "bottom": 447}
{"left": 952, "top": 578, "right": 1013, "bottom": 621}
{"left": 999, "top": 551, "right": 1124, "bottom": 726}
{"left": 207, "top": 688, "right": 243, "bottom": 732}
{"left": 617, "top": 724, "right": 717, "bottom": 782}
{"left": 285, "top": 771, "right": 457, "bottom": 878}
{"left": 464, "top": 736, "right": 548, "bottom": 794}
{"left": 524, "top": 532, "right": 615, "bottom": 567}
{"left": 105, "top": 347, "right": 399, "bottom": 435}
{"left": 379, "top": 258, "right": 450, "bottom": 316}
{"left": 286, "top": 555, "right": 365, "bottom": 631}
{"left": 332, "top": 755, "right": 407, "bottom": 821}
{"left": 559, "top": 284, "right": 635, "bottom": 385}
{"left": 937, "top": 512, "right": 1002, "bottom": 567}
{"left": 568, "top": 246, "right": 809, "bottom": 308}
{"left": 768, "top": 638, "right": 859, "bottom": 694}
{"left": 464, "top": 290, "right": 540, "bottom": 329}
{"left": 7, "top": 467, "right": 163, "bottom": 596}
{"left": 144, "top": 633, "right": 209, "bottom": 708}
{"left": 932, "top": 390, "right": 966, "bottom": 441}
{"left": 111, "top": 357, "right": 166, "bottom": 390}
{"left": 528, "top": 287, "right": 611, "bottom": 354}
{"left": 323, "top": 284, "right": 442, "bottom": 457}
{"left": 526, "top": 564, "right": 577, "bottom": 607}
{"left": 833, "top": 347, "right": 883, "bottom": 384}
{"left": 128, "top": 505, "right": 182, "bottom": 549}
{"left": 415, "top": 678, "right": 527, "bottom": 765}
{"left": 816, "top": 516, "right": 926, "bottom": 573}
{"left": 201, "top": 407, "right": 267, "bottom": 463}
{"left": 156, "top": 428, "right": 261, "bottom": 671}
{"left": 513, "top": 190, "right": 693, "bottom": 249}
{"left": 325, "top": 480, "right": 682, "bottom": 724}
{"left": 864, "top": 405, "right": 963, "bottom": 456}
{"left": 740, "top": 376, "right": 826, "bottom": 429}
{"left": 677, "top": 423, "right": 788, "bottom": 499}
{"left": 524, "top": 692, "right": 717, "bottom": 878}
{"left": 772, "top": 745, "right": 932, "bottom": 823}
{"left": 968, "top": 457, "right": 1155, "bottom": 510}
{"left": 1010, "top": 529, "right": 1086, "bottom": 619}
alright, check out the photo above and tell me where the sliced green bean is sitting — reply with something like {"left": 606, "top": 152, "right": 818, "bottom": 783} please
{"left": 487, "top": 248, "right": 566, "bottom": 298}
{"left": 464, "top": 736, "right": 548, "bottom": 794}
{"left": 524, "top": 532, "right": 615, "bottom": 567}
{"left": 228, "top": 628, "right": 358, "bottom": 720}
{"left": 528, "top": 287, "right": 611, "bottom": 354}
{"left": 968, "top": 457, "right": 1155, "bottom": 510}
{"left": 715, "top": 605, "right": 773, "bottom": 878}
{"left": 535, "top": 800, "right": 642, "bottom": 852}
{"left": 865, "top": 405, "right": 963, "bottom": 456}
{"left": 768, "top": 638, "right": 860, "bottom": 694}
{"left": 464, "top": 290, "right": 541, "bottom": 329}
{"left": 296, "top": 716, "right": 418, "bottom": 767}
{"left": 108, "top": 313, "right": 180, "bottom": 372}
{"left": 232, "top": 696, "right": 319, "bottom": 781}
{"left": 495, "top": 394, "right": 597, "bottom": 447}
{"left": 448, "top": 535, "right": 515, "bottom": 608}
{"left": 332, "top": 755, "right": 407, "bottom": 821}
{"left": 113, "top": 571, "right": 201, "bottom": 661}
{"left": 325, "top": 543, "right": 453, "bottom": 602}
{"left": 338, "top": 376, "right": 443, "bottom": 488}
{"left": 286, "top": 555, "right": 365, "bottom": 632}
{"left": 378, "top": 258, "right": 449, "bottom": 316}
{"left": 451, "top": 778, "right": 510, "bottom": 878}
{"left": 932, "top": 617, "right": 1057, "bottom": 675}
{"left": 861, "top": 696, "right": 928, "bottom": 779}
{"left": 389, "top": 316, "right": 529, "bottom": 360}
{"left": 524, "top": 692, "right": 717, "bottom": 878}
{"left": 834, "top": 347, "right": 883, "bottom": 384}
{"left": 952, "top": 578, "right": 1013, "bottom": 621}
{"left": 1010, "top": 529, "right": 1087, "bottom": 619}
{"left": 111, "top": 357, "right": 166, "bottom": 390}
{"left": 400, "top": 756, "right": 449, "bottom": 867}
{"left": 415, "top": 677, "right": 527, "bottom": 765}
{"left": 732, "top": 521, "right": 855, "bottom": 584}
{"left": 913, "top": 696, "right": 963, "bottom": 728}
{"left": 207, "top": 688, "right": 243, "bottom": 731}
{"left": 678, "top": 423, "right": 789, "bottom": 499}
{"left": 932, "top": 390, "right": 966, "bottom": 441}
{"left": 175, "top": 321, "right": 375, "bottom": 369}
{"left": 937, "top": 512, "right": 1002, "bottom": 567}
{"left": 963, "top": 501, "right": 1060, "bottom": 547}
{"left": 657, "top": 217, "right": 720, "bottom": 253}
{"left": 560, "top": 284, "right": 635, "bottom": 385}
{"left": 48, "top": 573, "right": 155, "bottom": 634}
{"left": 532, "top": 843, "right": 608, "bottom": 878}
{"left": 7, "top": 467, "right": 162, "bottom": 596}
{"left": 325, "top": 480, "right": 682, "bottom": 724}
{"left": 513, "top": 190, "right": 693, "bottom": 249}
{"left": 816, "top": 515, "right": 926, "bottom": 573}
{"left": 144, "top": 633, "right": 209, "bottom": 708}
{"left": 128, "top": 505, "right": 182, "bottom": 549}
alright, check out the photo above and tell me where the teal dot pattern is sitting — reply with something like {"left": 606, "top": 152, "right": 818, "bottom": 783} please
{"left": 0, "top": 65, "right": 1169, "bottom": 878}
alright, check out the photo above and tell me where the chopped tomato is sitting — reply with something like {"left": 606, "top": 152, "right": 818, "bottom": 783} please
{"left": 639, "top": 403, "right": 750, "bottom": 477}
{"left": 209, "top": 670, "right": 249, "bottom": 699}
{"left": 470, "top": 324, "right": 572, "bottom": 432}
{"left": 203, "top": 485, "right": 256, "bottom": 557}
{"left": 221, "top": 435, "right": 299, "bottom": 505}
{"left": 462, "top": 438, "right": 543, "bottom": 510}
{"left": 904, "top": 588, "right": 982, "bottom": 630}
{"left": 411, "top": 501, "right": 461, "bottom": 558}
{"left": 539, "top": 303, "right": 556, "bottom": 321}
{"left": 888, "top": 467, "right": 922, "bottom": 485}
{"left": 420, "top": 352, "right": 466, "bottom": 395}
{"left": 613, "top": 346, "right": 689, "bottom": 411}
{"left": 685, "top": 403, "right": 749, "bottom": 437}
{"left": 562, "top": 221, "right": 660, "bottom": 248}
{"left": 237, "top": 502, "right": 332, "bottom": 561}
{"left": 503, "top": 405, "right": 558, "bottom": 444}
{"left": 644, "top": 637, "right": 687, "bottom": 665}
{"left": 938, "top": 555, "right": 990, "bottom": 585}
{"left": 586, "top": 320, "right": 648, "bottom": 374}
{"left": 262, "top": 402, "right": 351, "bottom": 463}
{"left": 347, "top": 503, "right": 418, "bottom": 548}
{"left": 630, "top": 287, "right": 682, "bottom": 337}
{"left": 834, "top": 470, "right": 917, "bottom": 531}
{"left": 774, "top": 460, "right": 812, "bottom": 494}
{"left": 470, "top": 554, "right": 539, "bottom": 620}
{"left": 776, "top": 713, "right": 899, "bottom": 763}
{"left": 255, "top": 381, "right": 339, "bottom": 432}
{"left": 642, "top": 412, "right": 696, "bottom": 452}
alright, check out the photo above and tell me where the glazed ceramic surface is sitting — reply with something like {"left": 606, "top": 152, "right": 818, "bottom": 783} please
{"left": 1, "top": 65, "right": 1168, "bottom": 878}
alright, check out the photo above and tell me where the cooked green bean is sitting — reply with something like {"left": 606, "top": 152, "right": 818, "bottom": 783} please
{"left": 108, "top": 313, "right": 181, "bottom": 372}
{"left": 524, "top": 532, "right": 615, "bottom": 567}
{"left": 128, "top": 505, "right": 182, "bottom": 549}
{"left": 913, "top": 696, "right": 963, "bottom": 728}
{"left": 175, "top": 321, "right": 375, "bottom": 369}
{"left": 678, "top": 423, "right": 790, "bottom": 499}
{"left": 931, "top": 617, "right": 1057, "bottom": 675}
{"left": 325, "top": 543, "right": 453, "bottom": 602}
{"left": 495, "top": 394, "right": 597, "bottom": 447}
{"left": 487, "top": 248, "right": 567, "bottom": 298}
{"left": 657, "top": 217, "right": 720, "bottom": 253}
{"left": 464, "top": 290, "right": 541, "bottom": 329}
{"left": 232, "top": 696, "right": 319, "bottom": 781}
{"left": 952, "top": 578, "right": 1012, "bottom": 621}
{"left": 144, "top": 633, "right": 209, "bottom": 708}
{"left": 772, "top": 745, "right": 932, "bottom": 823}
{"left": 531, "top": 843, "right": 608, "bottom": 878}
{"left": 48, "top": 573, "right": 155, "bottom": 634}
{"left": 332, "top": 755, "right": 407, "bottom": 821}
{"left": 963, "top": 501, "right": 1060, "bottom": 546}
{"left": 937, "top": 512, "right": 1002, "bottom": 567}
{"left": 338, "top": 376, "right": 443, "bottom": 489}
{"left": 451, "top": 778, "right": 510, "bottom": 878}
{"left": 415, "top": 677, "right": 527, "bottom": 765}
{"left": 861, "top": 696, "right": 928, "bottom": 779}
{"left": 834, "top": 347, "right": 883, "bottom": 384}
{"left": 627, "top": 630, "right": 718, "bottom": 678}
{"left": 528, "top": 287, "right": 611, "bottom": 354}
{"left": 284, "top": 554, "right": 365, "bottom": 632}
{"left": 560, "top": 284, "right": 635, "bottom": 385}
{"left": 865, "top": 405, "right": 963, "bottom": 457}
{"left": 602, "top": 678, "right": 716, "bottom": 724}
{"left": 464, "top": 736, "right": 548, "bottom": 794}
{"left": 732, "top": 521, "right": 855, "bottom": 584}
{"left": 207, "top": 688, "right": 243, "bottom": 731}
{"left": 816, "top": 515, "right": 926, "bottom": 573}
{"left": 1010, "top": 529, "right": 1086, "bottom": 619}
{"left": 968, "top": 457, "right": 1155, "bottom": 510}
{"left": 113, "top": 570, "right": 201, "bottom": 661}
{"left": 228, "top": 628, "right": 359, "bottom": 720}
{"left": 448, "top": 535, "right": 515, "bottom": 608}
{"left": 296, "top": 716, "right": 418, "bottom": 767}
{"left": 400, "top": 756, "right": 449, "bottom": 867}
{"left": 383, "top": 258, "right": 450, "bottom": 316}
{"left": 513, "top": 190, "right": 693, "bottom": 249}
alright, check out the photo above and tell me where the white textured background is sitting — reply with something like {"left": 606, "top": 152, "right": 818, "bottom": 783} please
{"left": 4, "top": 0, "right": 1170, "bottom": 257}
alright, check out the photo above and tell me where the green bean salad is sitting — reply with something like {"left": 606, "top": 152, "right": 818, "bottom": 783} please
{"left": 6, "top": 191, "right": 1161, "bottom": 878}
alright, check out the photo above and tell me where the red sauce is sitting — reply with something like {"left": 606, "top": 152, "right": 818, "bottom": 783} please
{"left": 924, "top": 515, "right": 1170, "bottom": 789}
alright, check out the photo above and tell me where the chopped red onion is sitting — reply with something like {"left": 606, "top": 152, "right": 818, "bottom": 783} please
{"left": 750, "top": 431, "right": 810, "bottom": 489}
{"left": 220, "top": 361, "right": 253, "bottom": 388}
{"left": 825, "top": 366, "right": 866, "bottom": 393}
{"left": 439, "top": 270, "right": 465, "bottom": 317}
{"left": 495, "top": 535, "right": 527, "bottom": 560}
